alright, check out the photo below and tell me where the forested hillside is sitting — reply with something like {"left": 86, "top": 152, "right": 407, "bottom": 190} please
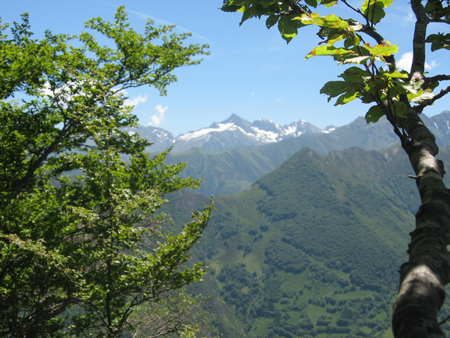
{"left": 165, "top": 145, "right": 450, "bottom": 338}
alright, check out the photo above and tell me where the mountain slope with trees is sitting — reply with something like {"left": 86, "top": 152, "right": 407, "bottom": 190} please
{"left": 166, "top": 145, "right": 450, "bottom": 337}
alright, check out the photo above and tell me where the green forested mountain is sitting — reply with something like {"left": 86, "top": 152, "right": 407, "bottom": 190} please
{"left": 166, "top": 112, "right": 450, "bottom": 196}
{"left": 166, "top": 145, "right": 450, "bottom": 338}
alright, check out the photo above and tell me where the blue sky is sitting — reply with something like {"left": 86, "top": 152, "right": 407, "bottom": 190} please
{"left": 3, "top": 1, "right": 450, "bottom": 136}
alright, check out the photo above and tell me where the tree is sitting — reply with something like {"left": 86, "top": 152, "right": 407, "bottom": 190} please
{"left": 0, "top": 7, "right": 213, "bottom": 337}
{"left": 221, "top": 0, "right": 450, "bottom": 337}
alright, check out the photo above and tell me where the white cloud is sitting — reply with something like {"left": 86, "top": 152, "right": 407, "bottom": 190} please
{"left": 276, "top": 99, "right": 282, "bottom": 103}
{"left": 251, "top": 92, "right": 255, "bottom": 95}
{"left": 425, "top": 60, "right": 438, "bottom": 70}
{"left": 119, "top": 89, "right": 148, "bottom": 108}
{"left": 397, "top": 51, "right": 439, "bottom": 71}
{"left": 397, "top": 52, "right": 413, "bottom": 71}
{"left": 148, "top": 105, "right": 168, "bottom": 127}
{"left": 124, "top": 94, "right": 148, "bottom": 107}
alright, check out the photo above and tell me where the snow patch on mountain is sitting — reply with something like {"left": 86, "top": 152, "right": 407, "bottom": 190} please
{"left": 179, "top": 123, "right": 236, "bottom": 141}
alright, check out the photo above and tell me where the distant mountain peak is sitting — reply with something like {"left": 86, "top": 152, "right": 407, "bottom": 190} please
{"left": 168, "top": 114, "right": 325, "bottom": 152}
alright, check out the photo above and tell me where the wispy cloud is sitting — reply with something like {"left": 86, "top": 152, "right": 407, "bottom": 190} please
{"left": 404, "top": 12, "right": 415, "bottom": 23}
{"left": 126, "top": 9, "right": 212, "bottom": 43}
{"left": 148, "top": 105, "right": 168, "bottom": 127}
{"left": 397, "top": 51, "right": 439, "bottom": 71}
{"left": 426, "top": 60, "right": 438, "bottom": 70}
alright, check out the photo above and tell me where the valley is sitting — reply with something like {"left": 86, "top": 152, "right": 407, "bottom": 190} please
{"left": 156, "top": 111, "right": 450, "bottom": 337}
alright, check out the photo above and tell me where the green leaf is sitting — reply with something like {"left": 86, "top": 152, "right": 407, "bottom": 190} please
{"left": 384, "top": 70, "right": 408, "bottom": 78}
{"left": 240, "top": 6, "right": 257, "bottom": 26}
{"left": 297, "top": 13, "right": 349, "bottom": 29}
{"left": 365, "top": 105, "right": 385, "bottom": 123}
{"left": 305, "top": 0, "right": 318, "bottom": 7}
{"left": 391, "top": 101, "right": 407, "bottom": 117}
{"left": 361, "top": 0, "right": 392, "bottom": 24}
{"left": 338, "top": 55, "right": 371, "bottom": 65}
{"left": 319, "top": 0, "right": 338, "bottom": 7}
{"left": 266, "top": 15, "right": 279, "bottom": 29}
{"left": 362, "top": 43, "right": 398, "bottom": 56}
{"left": 278, "top": 16, "right": 298, "bottom": 43}
{"left": 426, "top": 33, "right": 450, "bottom": 52}
{"left": 260, "top": 0, "right": 276, "bottom": 8}
{"left": 221, "top": 4, "right": 243, "bottom": 12}
{"left": 328, "top": 33, "right": 346, "bottom": 46}
{"left": 320, "top": 80, "right": 349, "bottom": 101}
{"left": 306, "top": 45, "right": 356, "bottom": 59}
{"left": 336, "top": 90, "right": 359, "bottom": 105}
{"left": 409, "top": 89, "right": 436, "bottom": 103}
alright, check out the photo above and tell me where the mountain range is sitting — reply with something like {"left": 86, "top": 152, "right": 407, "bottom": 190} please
{"left": 124, "top": 114, "right": 333, "bottom": 153}
{"left": 127, "top": 111, "right": 450, "bottom": 156}
{"left": 164, "top": 111, "right": 450, "bottom": 196}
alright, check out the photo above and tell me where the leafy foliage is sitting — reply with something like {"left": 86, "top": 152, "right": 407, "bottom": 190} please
{"left": 0, "top": 7, "right": 213, "bottom": 337}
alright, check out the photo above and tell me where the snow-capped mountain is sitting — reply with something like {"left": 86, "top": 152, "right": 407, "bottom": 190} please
{"left": 125, "top": 114, "right": 330, "bottom": 153}
{"left": 173, "top": 114, "right": 329, "bottom": 152}
{"left": 123, "top": 111, "right": 450, "bottom": 154}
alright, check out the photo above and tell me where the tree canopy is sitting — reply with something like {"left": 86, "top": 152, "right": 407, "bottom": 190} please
{"left": 0, "top": 6, "right": 213, "bottom": 337}
{"left": 222, "top": 0, "right": 450, "bottom": 337}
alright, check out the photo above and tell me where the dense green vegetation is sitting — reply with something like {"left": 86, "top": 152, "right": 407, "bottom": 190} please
{"left": 166, "top": 145, "right": 450, "bottom": 337}
{"left": 0, "top": 8, "right": 212, "bottom": 337}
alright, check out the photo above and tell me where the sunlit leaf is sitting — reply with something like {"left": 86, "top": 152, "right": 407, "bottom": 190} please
{"left": 319, "top": 0, "right": 338, "bottom": 7}
{"left": 306, "top": 45, "right": 356, "bottom": 59}
{"left": 327, "top": 33, "right": 346, "bottom": 46}
{"left": 384, "top": 70, "right": 408, "bottom": 78}
{"left": 338, "top": 55, "right": 371, "bottom": 65}
{"left": 409, "top": 89, "right": 436, "bottom": 103}
{"left": 362, "top": 43, "right": 398, "bottom": 56}
{"left": 296, "top": 13, "right": 349, "bottom": 29}
{"left": 336, "top": 90, "right": 359, "bottom": 105}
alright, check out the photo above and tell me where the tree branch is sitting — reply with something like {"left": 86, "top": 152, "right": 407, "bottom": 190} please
{"left": 411, "top": 0, "right": 430, "bottom": 81}
{"left": 416, "top": 84, "right": 450, "bottom": 112}
{"left": 392, "top": 109, "right": 450, "bottom": 338}
{"left": 425, "top": 74, "right": 450, "bottom": 85}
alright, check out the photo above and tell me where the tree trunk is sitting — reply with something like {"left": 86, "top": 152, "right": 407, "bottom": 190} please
{"left": 392, "top": 110, "right": 450, "bottom": 337}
